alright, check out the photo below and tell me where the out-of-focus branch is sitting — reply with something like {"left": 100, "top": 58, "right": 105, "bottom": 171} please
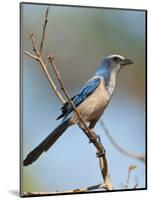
{"left": 100, "top": 120, "right": 145, "bottom": 162}
{"left": 124, "top": 165, "right": 137, "bottom": 189}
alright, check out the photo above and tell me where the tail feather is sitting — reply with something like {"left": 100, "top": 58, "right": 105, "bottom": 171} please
{"left": 23, "top": 119, "right": 70, "bottom": 166}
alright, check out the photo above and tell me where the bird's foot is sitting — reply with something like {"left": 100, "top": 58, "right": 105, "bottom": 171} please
{"left": 88, "top": 137, "right": 96, "bottom": 143}
{"left": 88, "top": 134, "right": 101, "bottom": 143}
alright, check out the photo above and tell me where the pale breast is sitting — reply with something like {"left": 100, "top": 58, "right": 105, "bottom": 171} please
{"left": 72, "top": 77, "right": 111, "bottom": 122}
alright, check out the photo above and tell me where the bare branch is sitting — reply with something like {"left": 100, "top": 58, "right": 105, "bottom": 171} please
{"left": 24, "top": 52, "right": 65, "bottom": 103}
{"left": 40, "top": 57, "right": 66, "bottom": 103}
{"left": 48, "top": 55, "right": 113, "bottom": 190}
{"left": 23, "top": 183, "right": 109, "bottom": 196}
{"left": 29, "top": 32, "right": 40, "bottom": 57}
{"left": 39, "top": 7, "right": 49, "bottom": 53}
{"left": 45, "top": 57, "right": 49, "bottom": 68}
{"left": 23, "top": 51, "right": 39, "bottom": 61}
{"left": 100, "top": 120, "right": 145, "bottom": 162}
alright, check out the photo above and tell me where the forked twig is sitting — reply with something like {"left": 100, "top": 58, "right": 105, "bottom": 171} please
{"left": 24, "top": 51, "right": 39, "bottom": 61}
{"left": 24, "top": 48, "right": 65, "bottom": 103}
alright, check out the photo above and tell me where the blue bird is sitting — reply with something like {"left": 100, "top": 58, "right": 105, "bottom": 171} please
{"left": 23, "top": 54, "right": 133, "bottom": 166}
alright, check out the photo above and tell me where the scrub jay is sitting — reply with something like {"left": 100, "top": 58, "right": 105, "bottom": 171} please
{"left": 23, "top": 54, "right": 133, "bottom": 166}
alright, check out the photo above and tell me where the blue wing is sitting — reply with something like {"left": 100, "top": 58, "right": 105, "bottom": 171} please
{"left": 57, "top": 77, "right": 101, "bottom": 120}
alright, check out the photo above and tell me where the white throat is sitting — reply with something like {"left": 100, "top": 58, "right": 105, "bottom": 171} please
{"left": 107, "top": 71, "right": 117, "bottom": 95}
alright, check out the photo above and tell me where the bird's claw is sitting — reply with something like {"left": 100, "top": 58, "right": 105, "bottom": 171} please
{"left": 96, "top": 134, "right": 101, "bottom": 143}
{"left": 96, "top": 149, "right": 106, "bottom": 158}
{"left": 88, "top": 134, "right": 101, "bottom": 143}
{"left": 88, "top": 137, "right": 96, "bottom": 143}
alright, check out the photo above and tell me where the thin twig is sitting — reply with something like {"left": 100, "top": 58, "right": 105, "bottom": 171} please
{"left": 40, "top": 56, "right": 66, "bottom": 103}
{"left": 125, "top": 168, "right": 131, "bottom": 189}
{"left": 45, "top": 57, "right": 49, "bottom": 68}
{"left": 39, "top": 7, "right": 49, "bottom": 53}
{"left": 48, "top": 55, "right": 113, "bottom": 190}
{"left": 24, "top": 51, "right": 39, "bottom": 61}
{"left": 30, "top": 32, "right": 40, "bottom": 57}
{"left": 100, "top": 120, "right": 145, "bottom": 162}
{"left": 124, "top": 165, "right": 137, "bottom": 189}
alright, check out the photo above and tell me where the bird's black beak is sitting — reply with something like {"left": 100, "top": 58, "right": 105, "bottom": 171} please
{"left": 120, "top": 58, "right": 133, "bottom": 66}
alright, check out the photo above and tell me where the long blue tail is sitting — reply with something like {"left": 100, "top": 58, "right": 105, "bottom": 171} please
{"left": 23, "top": 119, "right": 70, "bottom": 166}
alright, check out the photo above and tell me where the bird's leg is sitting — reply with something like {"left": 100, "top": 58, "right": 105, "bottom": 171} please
{"left": 89, "top": 120, "right": 106, "bottom": 157}
{"left": 78, "top": 121, "right": 105, "bottom": 157}
{"left": 88, "top": 129, "right": 106, "bottom": 157}
{"left": 88, "top": 130, "right": 100, "bottom": 143}
{"left": 95, "top": 133, "right": 106, "bottom": 158}
{"left": 77, "top": 121, "right": 89, "bottom": 129}
{"left": 88, "top": 120, "right": 101, "bottom": 143}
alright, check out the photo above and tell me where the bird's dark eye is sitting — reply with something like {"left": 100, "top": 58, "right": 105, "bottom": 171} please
{"left": 113, "top": 57, "right": 120, "bottom": 62}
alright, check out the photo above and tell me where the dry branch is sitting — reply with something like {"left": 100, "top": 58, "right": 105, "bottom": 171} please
{"left": 48, "top": 55, "right": 113, "bottom": 190}
{"left": 23, "top": 6, "right": 114, "bottom": 194}
{"left": 39, "top": 7, "right": 49, "bottom": 53}
{"left": 24, "top": 49, "right": 65, "bottom": 103}
{"left": 30, "top": 32, "right": 40, "bottom": 57}
{"left": 24, "top": 51, "right": 39, "bottom": 61}
{"left": 23, "top": 182, "right": 108, "bottom": 197}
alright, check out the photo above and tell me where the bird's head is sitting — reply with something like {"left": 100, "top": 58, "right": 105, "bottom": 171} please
{"left": 96, "top": 54, "right": 133, "bottom": 76}
{"left": 105, "top": 54, "right": 133, "bottom": 70}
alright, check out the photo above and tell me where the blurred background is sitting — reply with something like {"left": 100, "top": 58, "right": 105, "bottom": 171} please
{"left": 21, "top": 3, "right": 146, "bottom": 193}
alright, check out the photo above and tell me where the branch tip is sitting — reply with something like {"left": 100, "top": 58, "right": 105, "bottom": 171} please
{"left": 48, "top": 54, "right": 54, "bottom": 62}
{"left": 30, "top": 32, "right": 33, "bottom": 36}
{"left": 39, "top": 6, "right": 49, "bottom": 53}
